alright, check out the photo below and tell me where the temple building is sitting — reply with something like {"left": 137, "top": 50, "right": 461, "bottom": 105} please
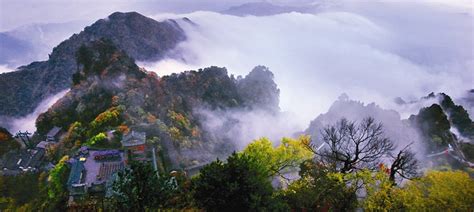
{"left": 1, "top": 147, "right": 46, "bottom": 174}
{"left": 67, "top": 148, "right": 125, "bottom": 200}
{"left": 121, "top": 131, "right": 147, "bottom": 161}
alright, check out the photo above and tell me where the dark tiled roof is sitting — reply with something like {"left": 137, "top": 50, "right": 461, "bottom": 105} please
{"left": 121, "top": 131, "right": 146, "bottom": 147}
{"left": 1, "top": 152, "right": 21, "bottom": 170}
{"left": 2, "top": 149, "right": 45, "bottom": 171}
{"left": 97, "top": 162, "right": 124, "bottom": 182}
{"left": 28, "top": 149, "right": 45, "bottom": 168}
{"left": 47, "top": 126, "right": 62, "bottom": 138}
{"left": 36, "top": 141, "right": 53, "bottom": 149}
{"left": 67, "top": 160, "right": 85, "bottom": 186}
{"left": 18, "top": 149, "right": 44, "bottom": 170}
{"left": 19, "top": 152, "right": 30, "bottom": 168}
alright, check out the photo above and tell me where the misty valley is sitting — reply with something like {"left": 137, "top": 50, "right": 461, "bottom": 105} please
{"left": 0, "top": 1, "right": 473, "bottom": 211}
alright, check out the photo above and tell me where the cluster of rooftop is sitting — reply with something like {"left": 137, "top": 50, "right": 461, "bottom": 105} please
{"left": 67, "top": 130, "right": 149, "bottom": 201}
{"left": 1, "top": 127, "right": 62, "bottom": 175}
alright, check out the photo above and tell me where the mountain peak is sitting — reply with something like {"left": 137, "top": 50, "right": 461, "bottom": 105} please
{"left": 0, "top": 11, "right": 186, "bottom": 117}
{"left": 108, "top": 11, "right": 143, "bottom": 19}
{"left": 73, "top": 11, "right": 186, "bottom": 62}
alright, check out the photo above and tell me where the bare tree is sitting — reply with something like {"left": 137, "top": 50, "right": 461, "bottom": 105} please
{"left": 389, "top": 144, "right": 419, "bottom": 183}
{"left": 306, "top": 117, "right": 394, "bottom": 173}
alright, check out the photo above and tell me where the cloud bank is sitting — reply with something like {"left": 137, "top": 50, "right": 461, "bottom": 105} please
{"left": 0, "top": 64, "right": 15, "bottom": 74}
{"left": 1, "top": 1, "right": 472, "bottom": 145}
{"left": 0, "top": 89, "right": 69, "bottom": 133}
{"left": 0, "top": 21, "right": 89, "bottom": 68}
{"left": 144, "top": 2, "right": 473, "bottom": 126}
{"left": 196, "top": 107, "right": 303, "bottom": 150}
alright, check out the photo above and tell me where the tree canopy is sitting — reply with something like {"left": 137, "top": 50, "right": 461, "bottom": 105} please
{"left": 241, "top": 136, "right": 313, "bottom": 178}
{"left": 110, "top": 161, "right": 179, "bottom": 210}
{"left": 192, "top": 152, "right": 285, "bottom": 211}
{"left": 280, "top": 160, "right": 358, "bottom": 211}
{"left": 392, "top": 170, "right": 474, "bottom": 211}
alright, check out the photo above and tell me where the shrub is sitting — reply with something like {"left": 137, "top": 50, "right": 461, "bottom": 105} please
{"left": 86, "top": 133, "right": 108, "bottom": 147}
{"left": 89, "top": 107, "right": 122, "bottom": 135}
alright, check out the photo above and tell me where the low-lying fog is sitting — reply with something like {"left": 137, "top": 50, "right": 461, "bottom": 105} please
{"left": 3, "top": 1, "right": 473, "bottom": 148}
{"left": 144, "top": 1, "right": 473, "bottom": 127}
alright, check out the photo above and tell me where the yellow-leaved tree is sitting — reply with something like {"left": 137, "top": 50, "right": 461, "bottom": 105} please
{"left": 391, "top": 170, "right": 474, "bottom": 211}
{"left": 333, "top": 168, "right": 474, "bottom": 211}
{"left": 241, "top": 135, "right": 313, "bottom": 178}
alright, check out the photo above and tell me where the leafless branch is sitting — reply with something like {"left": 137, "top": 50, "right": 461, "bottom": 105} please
{"left": 307, "top": 117, "right": 395, "bottom": 173}
{"left": 389, "top": 143, "right": 419, "bottom": 183}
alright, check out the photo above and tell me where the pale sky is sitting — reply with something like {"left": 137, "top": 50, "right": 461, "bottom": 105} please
{"left": 1, "top": 0, "right": 472, "bottom": 31}
{"left": 0, "top": 0, "right": 248, "bottom": 31}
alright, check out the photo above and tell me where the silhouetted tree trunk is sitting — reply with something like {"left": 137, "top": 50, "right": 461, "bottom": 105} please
{"left": 306, "top": 117, "right": 394, "bottom": 173}
{"left": 389, "top": 144, "right": 419, "bottom": 184}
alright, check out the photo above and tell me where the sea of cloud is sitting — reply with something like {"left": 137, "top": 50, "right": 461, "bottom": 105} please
{"left": 1, "top": 89, "right": 69, "bottom": 133}
{"left": 3, "top": 1, "right": 472, "bottom": 146}
{"left": 143, "top": 1, "right": 472, "bottom": 128}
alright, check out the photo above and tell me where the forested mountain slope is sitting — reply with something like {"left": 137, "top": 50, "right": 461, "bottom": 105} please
{"left": 0, "top": 12, "right": 186, "bottom": 117}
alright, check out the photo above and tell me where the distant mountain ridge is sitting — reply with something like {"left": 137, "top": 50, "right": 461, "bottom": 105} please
{"left": 223, "top": 2, "right": 308, "bottom": 16}
{"left": 221, "top": 1, "right": 337, "bottom": 16}
{"left": 304, "top": 94, "right": 422, "bottom": 151}
{"left": 304, "top": 93, "right": 474, "bottom": 167}
{"left": 0, "top": 12, "right": 186, "bottom": 118}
